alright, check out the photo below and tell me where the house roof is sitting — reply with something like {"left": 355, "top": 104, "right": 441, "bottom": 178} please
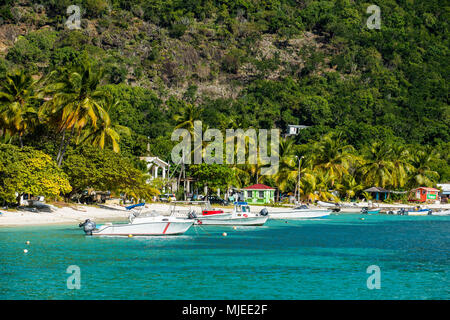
{"left": 288, "top": 124, "right": 310, "bottom": 129}
{"left": 414, "top": 187, "right": 440, "bottom": 192}
{"left": 437, "top": 184, "right": 450, "bottom": 192}
{"left": 243, "top": 184, "right": 275, "bottom": 190}
{"left": 139, "top": 156, "right": 169, "bottom": 167}
{"left": 364, "top": 187, "right": 390, "bottom": 193}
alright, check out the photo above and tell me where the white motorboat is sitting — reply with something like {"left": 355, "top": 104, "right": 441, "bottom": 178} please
{"left": 340, "top": 202, "right": 370, "bottom": 212}
{"left": 397, "top": 207, "right": 432, "bottom": 216}
{"left": 432, "top": 209, "right": 450, "bottom": 216}
{"left": 269, "top": 205, "right": 331, "bottom": 219}
{"left": 187, "top": 201, "right": 232, "bottom": 220}
{"left": 79, "top": 203, "right": 193, "bottom": 236}
{"left": 190, "top": 202, "right": 268, "bottom": 226}
{"left": 316, "top": 201, "right": 341, "bottom": 212}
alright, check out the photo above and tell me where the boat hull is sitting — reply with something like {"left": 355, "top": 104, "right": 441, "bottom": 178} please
{"left": 432, "top": 210, "right": 450, "bottom": 216}
{"left": 195, "top": 215, "right": 268, "bottom": 226}
{"left": 92, "top": 220, "right": 193, "bottom": 236}
{"left": 406, "top": 211, "right": 431, "bottom": 216}
{"left": 269, "top": 210, "right": 330, "bottom": 219}
{"left": 196, "top": 212, "right": 232, "bottom": 219}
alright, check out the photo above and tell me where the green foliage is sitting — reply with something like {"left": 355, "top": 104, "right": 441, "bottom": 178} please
{"left": 0, "top": 144, "right": 71, "bottom": 204}
{"left": 6, "top": 29, "right": 58, "bottom": 70}
{"left": 0, "top": 0, "right": 448, "bottom": 204}
{"left": 188, "top": 163, "right": 234, "bottom": 193}
{"left": 62, "top": 145, "right": 158, "bottom": 200}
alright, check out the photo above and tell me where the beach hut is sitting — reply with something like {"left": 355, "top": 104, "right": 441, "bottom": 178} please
{"left": 409, "top": 187, "right": 440, "bottom": 203}
{"left": 363, "top": 187, "right": 390, "bottom": 201}
{"left": 241, "top": 184, "right": 275, "bottom": 204}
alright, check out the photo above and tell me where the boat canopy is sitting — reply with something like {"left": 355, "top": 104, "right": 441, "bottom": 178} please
{"left": 125, "top": 203, "right": 145, "bottom": 210}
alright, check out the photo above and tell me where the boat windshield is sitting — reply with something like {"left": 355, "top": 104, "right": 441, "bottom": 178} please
{"left": 294, "top": 205, "right": 309, "bottom": 210}
{"left": 236, "top": 205, "right": 250, "bottom": 212}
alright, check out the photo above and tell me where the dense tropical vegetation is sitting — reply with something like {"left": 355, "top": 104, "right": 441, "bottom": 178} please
{"left": 0, "top": 0, "right": 448, "bottom": 204}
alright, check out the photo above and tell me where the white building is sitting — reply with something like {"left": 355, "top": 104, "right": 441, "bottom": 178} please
{"left": 286, "top": 124, "right": 310, "bottom": 136}
{"left": 139, "top": 156, "right": 170, "bottom": 180}
{"left": 437, "top": 183, "right": 450, "bottom": 198}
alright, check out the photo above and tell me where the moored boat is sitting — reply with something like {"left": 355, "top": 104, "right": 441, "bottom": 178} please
{"left": 431, "top": 209, "right": 450, "bottom": 216}
{"left": 79, "top": 203, "right": 193, "bottom": 236}
{"left": 397, "top": 207, "right": 432, "bottom": 216}
{"left": 187, "top": 201, "right": 232, "bottom": 220}
{"left": 190, "top": 202, "right": 268, "bottom": 226}
{"left": 316, "top": 201, "right": 341, "bottom": 212}
{"left": 361, "top": 207, "right": 381, "bottom": 214}
{"left": 269, "top": 205, "right": 331, "bottom": 219}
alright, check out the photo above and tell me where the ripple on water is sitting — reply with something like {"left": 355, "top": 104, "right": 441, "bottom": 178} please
{"left": 0, "top": 215, "right": 448, "bottom": 299}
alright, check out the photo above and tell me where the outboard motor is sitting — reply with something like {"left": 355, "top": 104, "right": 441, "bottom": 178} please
{"left": 79, "top": 219, "right": 96, "bottom": 235}
{"left": 188, "top": 211, "right": 197, "bottom": 219}
{"left": 259, "top": 208, "right": 268, "bottom": 216}
{"left": 361, "top": 207, "right": 368, "bottom": 214}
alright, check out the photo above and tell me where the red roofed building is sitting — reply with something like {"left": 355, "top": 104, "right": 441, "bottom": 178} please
{"left": 409, "top": 187, "right": 440, "bottom": 203}
{"left": 242, "top": 184, "right": 275, "bottom": 204}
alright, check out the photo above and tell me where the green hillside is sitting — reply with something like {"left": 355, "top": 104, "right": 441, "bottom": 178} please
{"left": 0, "top": 0, "right": 449, "bottom": 202}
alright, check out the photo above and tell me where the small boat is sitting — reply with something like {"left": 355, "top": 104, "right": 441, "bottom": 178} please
{"left": 316, "top": 201, "right": 341, "bottom": 212}
{"left": 340, "top": 202, "right": 369, "bottom": 212}
{"left": 361, "top": 207, "right": 381, "bottom": 214}
{"left": 79, "top": 203, "right": 193, "bottom": 236}
{"left": 397, "top": 207, "right": 432, "bottom": 216}
{"left": 269, "top": 205, "right": 331, "bottom": 219}
{"left": 431, "top": 209, "right": 450, "bottom": 216}
{"left": 189, "top": 201, "right": 232, "bottom": 220}
{"left": 190, "top": 202, "right": 268, "bottom": 226}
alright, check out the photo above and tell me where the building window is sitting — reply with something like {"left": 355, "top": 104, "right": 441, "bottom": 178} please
{"left": 247, "top": 190, "right": 252, "bottom": 198}
{"left": 259, "top": 191, "right": 264, "bottom": 198}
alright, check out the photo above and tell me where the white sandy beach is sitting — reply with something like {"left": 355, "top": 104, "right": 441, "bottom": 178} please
{"left": 1, "top": 202, "right": 449, "bottom": 227}
{"left": 0, "top": 202, "right": 292, "bottom": 227}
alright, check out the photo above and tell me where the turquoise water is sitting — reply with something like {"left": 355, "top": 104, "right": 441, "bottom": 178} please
{"left": 0, "top": 214, "right": 448, "bottom": 300}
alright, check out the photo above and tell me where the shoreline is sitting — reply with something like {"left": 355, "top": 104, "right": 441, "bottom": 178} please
{"left": 1, "top": 202, "right": 449, "bottom": 228}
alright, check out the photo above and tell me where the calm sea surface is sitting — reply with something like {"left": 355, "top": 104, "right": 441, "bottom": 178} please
{"left": 0, "top": 214, "right": 448, "bottom": 299}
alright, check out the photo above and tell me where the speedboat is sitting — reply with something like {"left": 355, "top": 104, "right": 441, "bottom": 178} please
{"left": 189, "top": 202, "right": 268, "bottom": 226}
{"left": 188, "top": 201, "right": 232, "bottom": 220}
{"left": 340, "top": 202, "right": 369, "bottom": 212}
{"left": 269, "top": 205, "right": 331, "bottom": 219}
{"left": 79, "top": 203, "right": 193, "bottom": 236}
{"left": 316, "top": 201, "right": 341, "bottom": 212}
{"left": 361, "top": 207, "right": 381, "bottom": 214}
{"left": 431, "top": 209, "right": 450, "bottom": 216}
{"left": 397, "top": 207, "right": 432, "bottom": 216}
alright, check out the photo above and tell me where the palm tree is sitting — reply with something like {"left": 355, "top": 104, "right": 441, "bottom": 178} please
{"left": 388, "top": 144, "right": 414, "bottom": 189}
{"left": 311, "top": 170, "right": 338, "bottom": 201}
{"left": 42, "top": 62, "right": 108, "bottom": 165}
{"left": 359, "top": 142, "right": 395, "bottom": 188}
{"left": 298, "top": 167, "right": 319, "bottom": 201}
{"left": 78, "top": 100, "right": 131, "bottom": 152}
{"left": 173, "top": 103, "right": 202, "bottom": 132}
{"left": 362, "top": 191, "right": 373, "bottom": 202}
{"left": 272, "top": 138, "right": 297, "bottom": 200}
{"left": 310, "top": 132, "right": 358, "bottom": 186}
{"left": 336, "top": 175, "right": 364, "bottom": 201}
{"left": 408, "top": 148, "right": 440, "bottom": 187}
{"left": 0, "top": 70, "right": 42, "bottom": 147}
